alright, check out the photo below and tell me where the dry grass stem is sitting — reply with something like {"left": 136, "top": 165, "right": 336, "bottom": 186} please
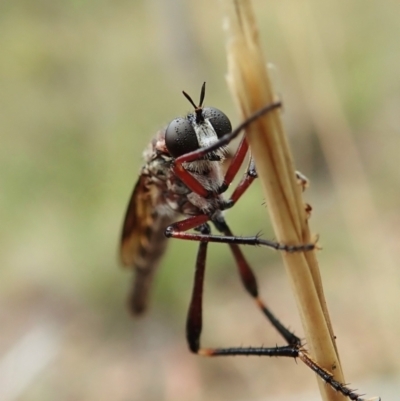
{"left": 220, "top": 1, "right": 346, "bottom": 400}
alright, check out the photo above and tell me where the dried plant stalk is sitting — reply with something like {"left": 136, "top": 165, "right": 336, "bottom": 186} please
{"left": 220, "top": 1, "right": 346, "bottom": 400}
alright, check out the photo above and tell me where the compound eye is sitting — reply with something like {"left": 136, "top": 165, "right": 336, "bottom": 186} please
{"left": 202, "top": 107, "right": 232, "bottom": 138}
{"left": 165, "top": 117, "right": 199, "bottom": 158}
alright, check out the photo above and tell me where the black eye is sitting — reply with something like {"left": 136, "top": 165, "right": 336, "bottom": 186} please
{"left": 202, "top": 107, "right": 232, "bottom": 138}
{"left": 165, "top": 117, "right": 199, "bottom": 158}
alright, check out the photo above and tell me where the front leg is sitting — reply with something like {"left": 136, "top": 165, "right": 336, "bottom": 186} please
{"left": 172, "top": 102, "right": 282, "bottom": 198}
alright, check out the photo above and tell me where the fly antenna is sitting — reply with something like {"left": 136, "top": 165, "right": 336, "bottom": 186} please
{"left": 199, "top": 82, "right": 206, "bottom": 107}
{"left": 182, "top": 82, "right": 206, "bottom": 123}
{"left": 182, "top": 90, "right": 198, "bottom": 110}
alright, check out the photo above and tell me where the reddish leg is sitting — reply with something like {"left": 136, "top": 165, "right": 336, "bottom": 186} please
{"left": 165, "top": 216, "right": 314, "bottom": 252}
{"left": 184, "top": 219, "right": 370, "bottom": 401}
{"left": 218, "top": 218, "right": 300, "bottom": 346}
{"left": 229, "top": 156, "right": 258, "bottom": 205}
{"left": 185, "top": 223, "right": 298, "bottom": 358}
{"left": 172, "top": 101, "right": 282, "bottom": 197}
{"left": 165, "top": 163, "right": 315, "bottom": 252}
{"left": 218, "top": 136, "right": 250, "bottom": 194}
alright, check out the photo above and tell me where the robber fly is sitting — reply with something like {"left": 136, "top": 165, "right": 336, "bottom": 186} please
{"left": 119, "top": 83, "right": 376, "bottom": 401}
{"left": 119, "top": 82, "right": 293, "bottom": 314}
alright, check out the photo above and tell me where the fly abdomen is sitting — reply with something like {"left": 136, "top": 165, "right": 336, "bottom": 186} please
{"left": 128, "top": 213, "right": 172, "bottom": 314}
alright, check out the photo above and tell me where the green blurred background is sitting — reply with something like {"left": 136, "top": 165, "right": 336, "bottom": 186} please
{"left": 1, "top": 0, "right": 399, "bottom": 400}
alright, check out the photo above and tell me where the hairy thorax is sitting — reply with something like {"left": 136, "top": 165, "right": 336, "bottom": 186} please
{"left": 141, "top": 129, "right": 226, "bottom": 217}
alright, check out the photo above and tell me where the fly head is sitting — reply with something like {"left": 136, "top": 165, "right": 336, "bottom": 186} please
{"left": 165, "top": 82, "right": 232, "bottom": 160}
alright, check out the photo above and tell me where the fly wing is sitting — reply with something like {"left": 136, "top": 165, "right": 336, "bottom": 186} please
{"left": 120, "top": 174, "right": 173, "bottom": 314}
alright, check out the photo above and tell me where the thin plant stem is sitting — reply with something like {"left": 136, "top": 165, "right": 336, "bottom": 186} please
{"left": 220, "top": 1, "right": 346, "bottom": 400}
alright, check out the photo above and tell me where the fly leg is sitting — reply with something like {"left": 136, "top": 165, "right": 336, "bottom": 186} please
{"left": 183, "top": 217, "right": 369, "bottom": 401}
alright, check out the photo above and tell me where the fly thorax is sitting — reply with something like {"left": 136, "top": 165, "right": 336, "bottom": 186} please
{"left": 187, "top": 191, "right": 223, "bottom": 214}
{"left": 182, "top": 159, "right": 224, "bottom": 193}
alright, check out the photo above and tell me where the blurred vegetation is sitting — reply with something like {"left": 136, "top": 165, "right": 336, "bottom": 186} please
{"left": 1, "top": 1, "right": 400, "bottom": 400}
